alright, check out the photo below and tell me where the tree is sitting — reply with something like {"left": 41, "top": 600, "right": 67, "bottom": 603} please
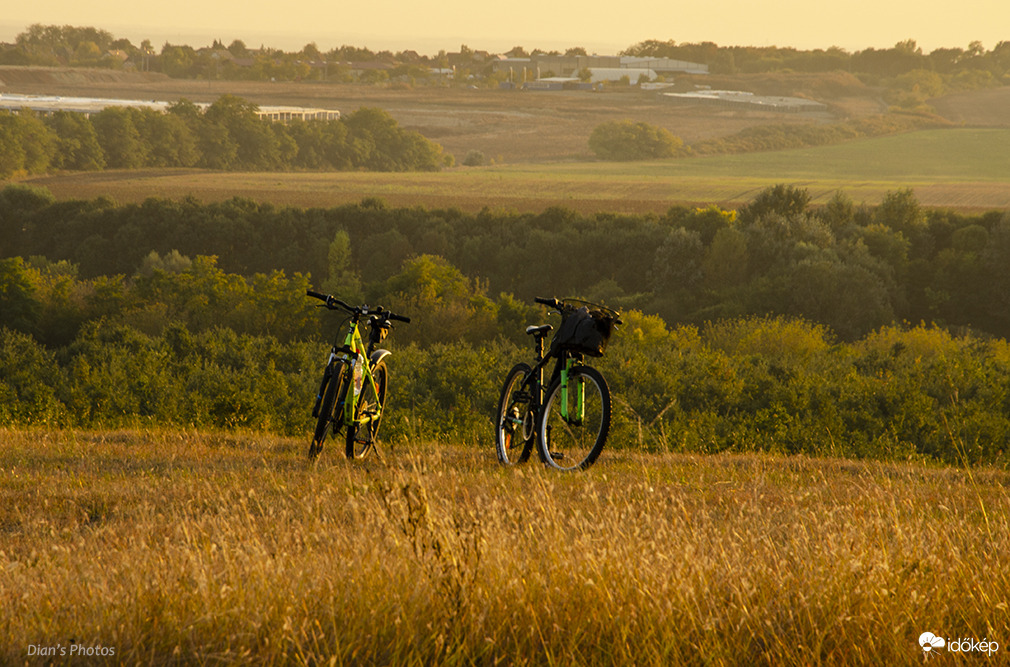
{"left": 703, "top": 227, "right": 749, "bottom": 291}
{"left": 462, "top": 150, "right": 486, "bottom": 166}
{"left": 738, "top": 184, "right": 811, "bottom": 225}
{"left": 0, "top": 257, "right": 41, "bottom": 335}
{"left": 321, "top": 230, "right": 362, "bottom": 299}
{"left": 343, "top": 107, "right": 447, "bottom": 171}
{"left": 588, "top": 120, "right": 687, "bottom": 161}
{"left": 819, "top": 190, "right": 856, "bottom": 234}
{"left": 160, "top": 44, "right": 197, "bottom": 77}
{"left": 375, "top": 254, "right": 497, "bottom": 345}
{"left": 45, "top": 111, "right": 105, "bottom": 170}
{"left": 227, "top": 40, "right": 248, "bottom": 57}
{"left": 0, "top": 113, "right": 29, "bottom": 177}
{"left": 0, "top": 111, "right": 57, "bottom": 176}
{"left": 137, "top": 250, "right": 193, "bottom": 277}
{"left": 651, "top": 228, "right": 704, "bottom": 292}
{"left": 301, "top": 42, "right": 321, "bottom": 60}
{"left": 14, "top": 111, "right": 57, "bottom": 173}
{"left": 133, "top": 108, "right": 199, "bottom": 167}
{"left": 92, "top": 107, "right": 146, "bottom": 168}
{"left": 205, "top": 94, "right": 280, "bottom": 169}
{"left": 782, "top": 259, "right": 894, "bottom": 341}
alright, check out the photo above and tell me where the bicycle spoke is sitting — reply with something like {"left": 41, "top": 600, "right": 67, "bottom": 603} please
{"left": 540, "top": 366, "right": 610, "bottom": 471}
{"left": 495, "top": 363, "right": 535, "bottom": 465}
{"left": 346, "top": 361, "right": 386, "bottom": 459}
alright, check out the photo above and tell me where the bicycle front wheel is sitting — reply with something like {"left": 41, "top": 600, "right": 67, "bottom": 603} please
{"left": 345, "top": 361, "right": 387, "bottom": 459}
{"left": 538, "top": 365, "right": 611, "bottom": 471}
{"left": 494, "top": 363, "right": 535, "bottom": 465}
{"left": 309, "top": 363, "right": 348, "bottom": 460}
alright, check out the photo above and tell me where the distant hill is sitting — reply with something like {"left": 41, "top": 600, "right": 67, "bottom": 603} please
{"left": 930, "top": 86, "right": 1010, "bottom": 127}
{"left": 0, "top": 65, "right": 169, "bottom": 86}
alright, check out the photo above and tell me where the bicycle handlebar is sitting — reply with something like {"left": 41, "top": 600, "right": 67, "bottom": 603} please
{"left": 535, "top": 296, "right": 562, "bottom": 309}
{"left": 306, "top": 290, "right": 411, "bottom": 324}
{"left": 535, "top": 296, "right": 623, "bottom": 325}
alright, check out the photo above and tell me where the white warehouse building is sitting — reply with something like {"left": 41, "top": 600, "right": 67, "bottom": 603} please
{"left": 580, "top": 67, "right": 658, "bottom": 83}
{"left": 0, "top": 93, "right": 340, "bottom": 121}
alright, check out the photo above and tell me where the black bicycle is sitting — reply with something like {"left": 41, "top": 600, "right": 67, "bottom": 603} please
{"left": 494, "top": 297, "right": 621, "bottom": 471}
{"left": 307, "top": 290, "right": 410, "bottom": 461}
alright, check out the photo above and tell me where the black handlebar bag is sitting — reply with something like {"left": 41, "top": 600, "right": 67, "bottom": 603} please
{"left": 549, "top": 306, "right": 617, "bottom": 358}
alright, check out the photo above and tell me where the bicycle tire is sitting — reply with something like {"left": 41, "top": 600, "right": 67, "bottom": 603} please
{"left": 345, "top": 360, "right": 387, "bottom": 459}
{"left": 494, "top": 362, "right": 536, "bottom": 465}
{"left": 309, "top": 363, "right": 348, "bottom": 460}
{"left": 538, "top": 365, "right": 611, "bottom": 471}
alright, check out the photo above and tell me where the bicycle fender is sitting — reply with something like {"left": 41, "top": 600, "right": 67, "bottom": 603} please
{"left": 370, "top": 348, "right": 392, "bottom": 367}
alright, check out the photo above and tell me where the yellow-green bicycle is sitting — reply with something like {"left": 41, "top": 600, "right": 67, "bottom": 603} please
{"left": 307, "top": 290, "right": 410, "bottom": 460}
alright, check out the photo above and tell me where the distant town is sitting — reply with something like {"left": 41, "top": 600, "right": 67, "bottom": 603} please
{"left": 2, "top": 25, "right": 1007, "bottom": 120}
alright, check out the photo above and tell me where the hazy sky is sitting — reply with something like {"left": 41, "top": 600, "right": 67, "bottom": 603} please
{"left": 2, "top": 0, "right": 1008, "bottom": 55}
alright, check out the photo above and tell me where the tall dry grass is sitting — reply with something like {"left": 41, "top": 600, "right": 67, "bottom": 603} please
{"left": 1, "top": 428, "right": 1007, "bottom": 665}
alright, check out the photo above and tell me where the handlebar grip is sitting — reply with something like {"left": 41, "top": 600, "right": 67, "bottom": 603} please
{"left": 534, "top": 296, "right": 559, "bottom": 307}
{"left": 390, "top": 313, "right": 411, "bottom": 323}
{"left": 307, "top": 290, "right": 353, "bottom": 312}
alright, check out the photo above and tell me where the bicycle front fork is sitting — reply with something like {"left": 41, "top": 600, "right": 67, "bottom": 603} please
{"left": 558, "top": 361, "right": 585, "bottom": 425}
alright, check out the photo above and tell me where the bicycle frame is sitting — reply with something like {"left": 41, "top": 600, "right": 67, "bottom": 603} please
{"left": 328, "top": 313, "right": 384, "bottom": 431}
{"left": 516, "top": 335, "right": 584, "bottom": 454}
{"left": 559, "top": 360, "right": 586, "bottom": 425}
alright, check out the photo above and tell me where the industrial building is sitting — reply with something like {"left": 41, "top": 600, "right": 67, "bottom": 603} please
{"left": 661, "top": 89, "right": 827, "bottom": 112}
{"left": 494, "top": 53, "right": 707, "bottom": 84}
{"left": 0, "top": 93, "right": 340, "bottom": 121}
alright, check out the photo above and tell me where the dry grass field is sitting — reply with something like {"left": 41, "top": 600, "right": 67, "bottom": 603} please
{"left": 2, "top": 429, "right": 1007, "bottom": 665}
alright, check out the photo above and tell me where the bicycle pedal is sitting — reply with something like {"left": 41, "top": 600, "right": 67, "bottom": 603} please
{"left": 549, "top": 451, "right": 564, "bottom": 460}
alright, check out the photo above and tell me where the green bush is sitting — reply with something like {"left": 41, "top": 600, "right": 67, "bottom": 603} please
{"left": 589, "top": 120, "right": 688, "bottom": 160}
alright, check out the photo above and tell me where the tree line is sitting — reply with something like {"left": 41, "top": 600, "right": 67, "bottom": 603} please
{"left": 3, "top": 183, "right": 1010, "bottom": 465}
{"left": 1, "top": 265, "right": 1008, "bottom": 467}
{"left": 3, "top": 183, "right": 1010, "bottom": 343}
{"left": 624, "top": 38, "right": 1010, "bottom": 81}
{"left": 0, "top": 96, "right": 450, "bottom": 178}
{"left": 4, "top": 24, "right": 1010, "bottom": 92}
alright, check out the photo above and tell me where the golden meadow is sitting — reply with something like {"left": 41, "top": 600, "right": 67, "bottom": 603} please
{"left": 1, "top": 430, "right": 1007, "bottom": 665}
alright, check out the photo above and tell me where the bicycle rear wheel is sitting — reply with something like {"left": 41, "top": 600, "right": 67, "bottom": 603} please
{"left": 309, "top": 363, "right": 348, "bottom": 460}
{"left": 345, "top": 361, "right": 387, "bottom": 459}
{"left": 494, "top": 363, "right": 535, "bottom": 465}
{"left": 538, "top": 365, "right": 611, "bottom": 471}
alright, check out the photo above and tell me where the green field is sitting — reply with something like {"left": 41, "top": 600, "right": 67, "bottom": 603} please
{"left": 2, "top": 429, "right": 1007, "bottom": 665}
{"left": 23, "top": 128, "right": 1010, "bottom": 213}
{"left": 584, "top": 128, "right": 1010, "bottom": 182}
{"left": 497, "top": 128, "right": 1010, "bottom": 208}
